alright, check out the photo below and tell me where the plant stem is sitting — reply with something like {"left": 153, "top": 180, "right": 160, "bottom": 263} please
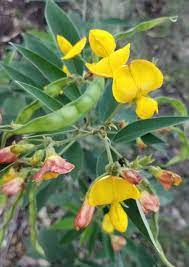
{"left": 55, "top": 132, "right": 91, "bottom": 146}
{"left": 103, "top": 137, "right": 113, "bottom": 164}
{"left": 105, "top": 103, "right": 123, "bottom": 123}
{"left": 59, "top": 140, "right": 75, "bottom": 155}
{"left": 110, "top": 144, "right": 123, "bottom": 158}
{"left": 0, "top": 191, "right": 23, "bottom": 247}
{"left": 29, "top": 184, "right": 44, "bottom": 255}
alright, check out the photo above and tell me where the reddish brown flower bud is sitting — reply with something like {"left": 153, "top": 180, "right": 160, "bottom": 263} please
{"left": 121, "top": 169, "right": 142, "bottom": 185}
{"left": 1, "top": 168, "right": 24, "bottom": 196}
{"left": 33, "top": 154, "right": 75, "bottom": 182}
{"left": 0, "top": 146, "right": 17, "bottom": 164}
{"left": 74, "top": 201, "right": 95, "bottom": 230}
{"left": 2, "top": 178, "right": 23, "bottom": 196}
{"left": 119, "top": 120, "right": 127, "bottom": 129}
{"left": 136, "top": 137, "right": 147, "bottom": 150}
{"left": 111, "top": 235, "right": 126, "bottom": 252}
{"left": 140, "top": 191, "right": 160, "bottom": 214}
{"left": 157, "top": 170, "right": 182, "bottom": 190}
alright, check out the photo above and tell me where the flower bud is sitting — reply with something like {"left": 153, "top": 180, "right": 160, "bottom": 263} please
{"left": 111, "top": 235, "right": 126, "bottom": 252}
{"left": 30, "top": 150, "right": 44, "bottom": 166}
{"left": 0, "top": 146, "right": 17, "bottom": 164}
{"left": 149, "top": 167, "right": 182, "bottom": 190}
{"left": 121, "top": 168, "right": 142, "bottom": 185}
{"left": 157, "top": 170, "right": 182, "bottom": 190}
{"left": 136, "top": 137, "right": 147, "bottom": 150}
{"left": 11, "top": 143, "right": 35, "bottom": 154}
{"left": 140, "top": 191, "right": 160, "bottom": 214}
{"left": 1, "top": 168, "right": 24, "bottom": 196}
{"left": 119, "top": 120, "right": 127, "bottom": 129}
{"left": 33, "top": 152, "right": 75, "bottom": 182}
{"left": 74, "top": 201, "right": 95, "bottom": 230}
{"left": 2, "top": 178, "right": 23, "bottom": 196}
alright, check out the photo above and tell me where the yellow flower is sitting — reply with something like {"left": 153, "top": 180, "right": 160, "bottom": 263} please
{"left": 113, "top": 60, "right": 163, "bottom": 119}
{"left": 86, "top": 29, "right": 130, "bottom": 78}
{"left": 136, "top": 96, "right": 158, "bottom": 119}
{"left": 87, "top": 175, "right": 140, "bottom": 233}
{"left": 57, "top": 35, "right": 87, "bottom": 60}
{"left": 89, "top": 29, "right": 116, "bottom": 57}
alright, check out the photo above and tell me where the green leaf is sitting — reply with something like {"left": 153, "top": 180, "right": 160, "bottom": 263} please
{"left": 115, "top": 16, "right": 178, "bottom": 40}
{"left": 16, "top": 77, "right": 70, "bottom": 124}
{"left": 15, "top": 81, "right": 62, "bottom": 111}
{"left": 102, "top": 233, "right": 115, "bottom": 261}
{"left": 51, "top": 217, "right": 74, "bottom": 230}
{"left": 45, "top": 0, "right": 83, "bottom": 74}
{"left": 12, "top": 60, "right": 48, "bottom": 87}
{"left": 1, "top": 63, "right": 37, "bottom": 87}
{"left": 45, "top": 0, "right": 80, "bottom": 44}
{"left": 141, "top": 133, "right": 165, "bottom": 144}
{"left": 125, "top": 200, "right": 174, "bottom": 267}
{"left": 113, "top": 116, "right": 189, "bottom": 143}
{"left": 97, "top": 80, "right": 117, "bottom": 122}
{"left": 24, "top": 33, "right": 62, "bottom": 68}
{"left": 157, "top": 96, "right": 188, "bottom": 116}
{"left": 64, "top": 142, "right": 84, "bottom": 178}
{"left": 12, "top": 43, "right": 64, "bottom": 82}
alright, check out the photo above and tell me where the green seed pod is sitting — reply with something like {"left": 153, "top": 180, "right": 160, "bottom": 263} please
{"left": 11, "top": 78, "right": 104, "bottom": 135}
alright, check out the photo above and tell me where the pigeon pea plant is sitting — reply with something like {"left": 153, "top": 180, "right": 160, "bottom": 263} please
{"left": 0, "top": 0, "right": 187, "bottom": 266}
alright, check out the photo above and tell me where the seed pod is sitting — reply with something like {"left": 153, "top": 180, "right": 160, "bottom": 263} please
{"left": 11, "top": 78, "right": 104, "bottom": 135}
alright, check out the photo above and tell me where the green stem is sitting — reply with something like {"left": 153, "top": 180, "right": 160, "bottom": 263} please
{"left": 105, "top": 103, "right": 123, "bottom": 123}
{"left": 59, "top": 140, "right": 75, "bottom": 155}
{"left": 55, "top": 132, "right": 91, "bottom": 146}
{"left": 109, "top": 145, "right": 123, "bottom": 158}
{"left": 0, "top": 191, "right": 23, "bottom": 247}
{"left": 29, "top": 185, "right": 44, "bottom": 255}
{"left": 103, "top": 137, "right": 113, "bottom": 164}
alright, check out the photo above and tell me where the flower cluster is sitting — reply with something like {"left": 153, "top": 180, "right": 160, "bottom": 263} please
{"left": 57, "top": 29, "right": 164, "bottom": 119}
{"left": 0, "top": 143, "right": 75, "bottom": 197}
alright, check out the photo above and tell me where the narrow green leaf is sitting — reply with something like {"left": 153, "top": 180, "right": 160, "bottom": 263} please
{"left": 141, "top": 133, "right": 165, "bottom": 144}
{"left": 125, "top": 200, "right": 174, "bottom": 267}
{"left": 51, "top": 217, "right": 74, "bottom": 230}
{"left": 12, "top": 43, "right": 64, "bottom": 82}
{"left": 157, "top": 96, "right": 188, "bottom": 116}
{"left": 45, "top": 0, "right": 80, "bottom": 44}
{"left": 16, "top": 77, "right": 70, "bottom": 124}
{"left": 15, "top": 81, "right": 62, "bottom": 111}
{"left": 113, "top": 116, "right": 189, "bottom": 143}
{"left": 1, "top": 63, "right": 37, "bottom": 87}
{"left": 24, "top": 33, "right": 62, "bottom": 68}
{"left": 115, "top": 16, "right": 178, "bottom": 40}
{"left": 45, "top": 0, "right": 83, "bottom": 74}
{"left": 97, "top": 80, "right": 117, "bottom": 122}
{"left": 12, "top": 60, "right": 48, "bottom": 87}
{"left": 64, "top": 142, "right": 84, "bottom": 178}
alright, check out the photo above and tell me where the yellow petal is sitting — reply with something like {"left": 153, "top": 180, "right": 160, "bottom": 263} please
{"left": 86, "top": 43, "right": 130, "bottom": 78}
{"left": 112, "top": 65, "right": 138, "bottom": 103}
{"left": 129, "top": 60, "right": 163, "bottom": 95}
{"left": 62, "top": 65, "right": 71, "bottom": 76}
{"left": 89, "top": 29, "right": 116, "bottom": 57}
{"left": 43, "top": 172, "right": 59, "bottom": 180}
{"left": 109, "top": 203, "right": 128, "bottom": 233}
{"left": 57, "top": 35, "right": 72, "bottom": 55}
{"left": 63, "top": 37, "right": 87, "bottom": 60}
{"left": 102, "top": 213, "right": 114, "bottom": 233}
{"left": 87, "top": 175, "right": 141, "bottom": 206}
{"left": 86, "top": 58, "right": 112, "bottom": 78}
{"left": 136, "top": 96, "right": 158, "bottom": 119}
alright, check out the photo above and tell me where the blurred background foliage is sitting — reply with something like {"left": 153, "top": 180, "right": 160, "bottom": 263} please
{"left": 0, "top": 0, "right": 189, "bottom": 267}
